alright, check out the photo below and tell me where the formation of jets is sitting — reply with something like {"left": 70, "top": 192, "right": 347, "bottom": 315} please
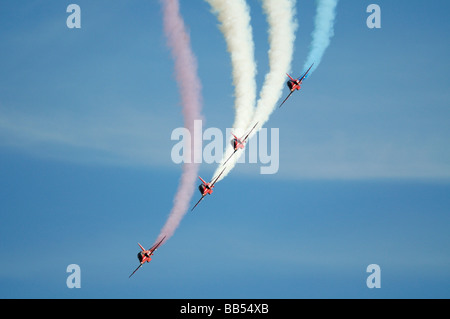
{"left": 129, "top": 65, "right": 313, "bottom": 277}
{"left": 190, "top": 64, "right": 313, "bottom": 211}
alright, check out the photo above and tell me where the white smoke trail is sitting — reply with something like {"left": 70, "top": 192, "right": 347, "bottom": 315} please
{"left": 205, "top": 0, "right": 257, "bottom": 131}
{"left": 205, "top": 0, "right": 258, "bottom": 179}
{"left": 252, "top": 0, "right": 297, "bottom": 127}
{"left": 303, "top": 0, "right": 339, "bottom": 74}
{"left": 213, "top": 0, "right": 298, "bottom": 181}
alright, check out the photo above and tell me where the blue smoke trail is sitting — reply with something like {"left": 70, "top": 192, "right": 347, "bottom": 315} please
{"left": 303, "top": 0, "right": 339, "bottom": 75}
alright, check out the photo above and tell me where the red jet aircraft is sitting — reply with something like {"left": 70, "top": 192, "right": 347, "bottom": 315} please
{"left": 278, "top": 63, "right": 314, "bottom": 108}
{"left": 223, "top": 122, "right": 259, "bottom": 166}
{"left": 129, "top": 235, "right": 166, "bottom": 278}
{"left": 191, "top": 167, "right": 227, "bottom": 211}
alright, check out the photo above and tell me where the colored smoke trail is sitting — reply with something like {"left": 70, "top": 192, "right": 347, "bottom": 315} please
{"left": 303, "top": 0, "right": 339, "bottom": 74}
{"left": 212, "top": 0, "right": 298, "bottom": 181}
{"left": 155, "top": 0, "right": 203, "bottom": 244}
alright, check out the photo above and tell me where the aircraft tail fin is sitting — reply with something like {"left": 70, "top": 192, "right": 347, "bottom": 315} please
{"left": 286, "top": 73, "right": 296, "bottom": 81}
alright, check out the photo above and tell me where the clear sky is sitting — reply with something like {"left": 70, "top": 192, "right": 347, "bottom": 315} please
{"left": 0, "top": 0, "right": 449, "bottom": 298}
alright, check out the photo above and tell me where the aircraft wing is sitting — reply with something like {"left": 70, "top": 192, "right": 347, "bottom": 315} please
{"left": 129, "top": 264, "right": 143, "bottom": 278}
{"left": 191, "top": 195, "right": 206, "bottom": 212}
{"left": 278, "top": 91, "right": 294, "bottom": 108}
{"left": 149, "top": 236, "right": 166, "bottom": 254}
{"left": 297, "top": 63, "right": 314, "bottom": 83}
{"left": 210, "top": 167, "right": 226, "bottom": 187}
{"left": 242, "top": 122, "right": 258, "bottom": 143}
{"left": 223, "top": 149, "right": 238, "bottom": 166}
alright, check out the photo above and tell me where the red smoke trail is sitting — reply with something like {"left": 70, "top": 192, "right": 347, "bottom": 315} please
{"left": 155, "top": 0, "right": 203, "bottom": 244}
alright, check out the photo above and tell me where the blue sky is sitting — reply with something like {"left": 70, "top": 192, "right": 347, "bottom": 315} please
{"left": 0, "top": 0, "right": 449, "bottom": 298}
